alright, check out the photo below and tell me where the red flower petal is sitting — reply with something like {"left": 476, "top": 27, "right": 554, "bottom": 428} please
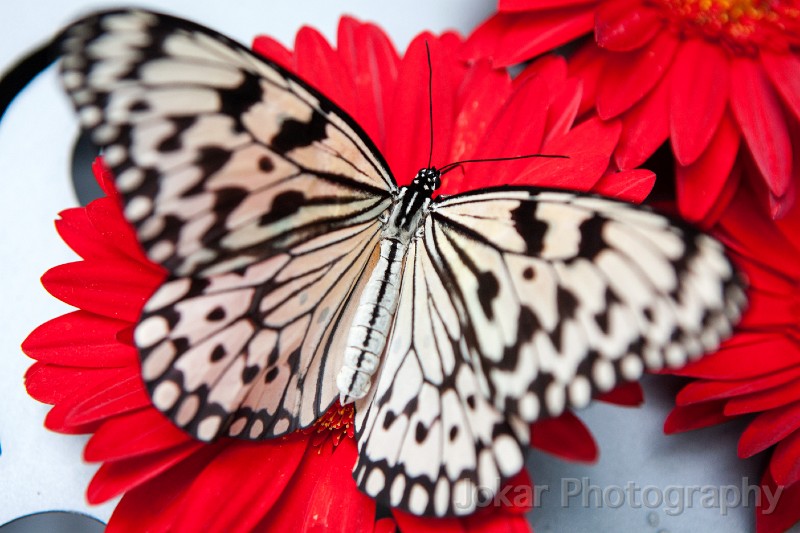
{"left": 756, "top": 473, "right": 800, "bottom": 533}
{"left": 85, "top": 197, "right": 154, "bottom": 265}
{"left": 65, "top": 373, "right": 150, "bottom": 427}
{"left": 531, "top": 411, "right": 598, "bottom": 462}
{"left": 729, "top": 57, "right": 792, "bottom": 198}
{"left": 385, "top": 35, "right": 455, "bottom": 186}
{"left": 596, "top": 381, "right": 645, "bottom": 406}
{"left": 663, "top": 401, "right": 729, "bottom": 434}
{"left": 677, "top": 367, "right": 800, "bottom": 406}
{"left": 770, "top": 428, "right": 800, "bottom": 485}
{"left": 669, "top": 38, "right": 730, "bottom": 166}
{"left": 569, "top": 44, "right": 604, "bottom": 115}
{"left": 466, "top": 74, "right": 549, "bottom": 189}
{"left": 392, "top": 512, "right": 465, "bottom": 533}
{"left": 596, "top": 31, "right": 678, "bottom": 119}
{"left": 294, "top": 26, "right": 357, "bottom": 121}
{"left": 761, "top": 50, "right": 800, "bottom": 122}
{"left": 718, "top": 184, "right": 800, "bottom": 276}
{"left": 175, "top": 438, "right": 310, "bottom": 533}
{"left": 250, "top": 35, "right": 293, "bottom": 69}
{"left": 87, "top": 441, "right": 206, "bottom": 504}
{"left": 592, "top": 169, "right": 655, "bottom": 203}
{"left": 55, "top": 207, "right": 121, "bottom": 262}
{"left": 725, "top": 377, "right": 800, "bottom": 416}
{"left": 336, "top": 17, "right": 400, "bottom": 148}
{"left": 43, "top": 367, "right": 138, "bottom": 433}
{"left": 739, "top": 401, "right": 800, "bottom": 457}
{"left": 373, "top": 518, "right": 398, "bottom": 533}
{"left": 106, "top": 446, "right": 220, "bottom": 533}
{"left": 544, "top": 78, "right": 582, "bottom": 144}
{"left": 613, "top": 71, "right": 670, "bottom": 170}
{"left": 449, "top": 60, "right": 512, "bottom": 164}
{"left": 258, "top": 438, "right": 375, "bottom": 532}
{"left": 41, "top": 260, "right": 161, "bottom": 322}
{"left": 500, "top": 0, "right": 594, "bottom": 10}
{"left": 520, "top": 117, "right": 621, "bottom": 190}
{"left": 672, "top": 334, "right": 800, "bottom": 379}
{"left": 84, "top": 409, "right": 193, "bottom": 462}
{"left": 595, "top": 0, "right": 662, "bottom": 52}
{"left": 22, "top": 310, "right": 137, "bottom": 367}
{"left": 463, "top": 10, "right": 595, "bottom": 68}
{"left": 675, "top": 112, "right": 740, "bottom": 223}
{"left": 25, "top": 364, "right": 123, "bottom": 406}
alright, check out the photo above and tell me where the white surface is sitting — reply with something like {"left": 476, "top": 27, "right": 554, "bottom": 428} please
{"left": 0, "top": 2, "right": 773, "bottom": 531}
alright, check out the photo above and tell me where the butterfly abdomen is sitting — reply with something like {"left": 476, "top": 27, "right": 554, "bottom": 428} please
{"left": 338, "top": 238, "right": 406, "bottom": 404}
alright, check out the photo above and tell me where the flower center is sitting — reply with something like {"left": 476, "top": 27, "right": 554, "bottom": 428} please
{"left": 304, "top": 401, "right": 355, "bottom": 451}
{"left": 653, "top": 0, "right": 800, "bottom": 52}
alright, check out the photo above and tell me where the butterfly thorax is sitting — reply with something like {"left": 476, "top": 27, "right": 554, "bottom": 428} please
{"left": 381, "top": 167, "right": 440, "bottom": 243}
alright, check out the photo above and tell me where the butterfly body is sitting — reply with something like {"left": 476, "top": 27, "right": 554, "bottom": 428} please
{"left": 49, "top": 9, "right": 746, "bottom": 518}
{"left": 339, "top": 168, "right": 440, "bottom": 403}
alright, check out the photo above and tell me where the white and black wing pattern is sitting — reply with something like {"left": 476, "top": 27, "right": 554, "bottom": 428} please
{"left": 59, "top": 10, "right": 396, "bottom": 439}
{"left": 429, "top": 188, "right": 746, "bottom": 422}
{"left": 353, "top": 187, "right": 745, "bottom": 517}
{"left": 353, "top": 236, "right": 530, "bottom": 516}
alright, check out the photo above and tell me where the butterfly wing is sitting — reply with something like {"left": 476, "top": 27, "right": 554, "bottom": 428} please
{"left": 354, "top": 186, "right": 745, "bottom": 516}
{"left": 60, "top": 9, "right": 396, "bottom": 439}
{"left": 353, "top": 236, "right": 530, "bottom": 516}
{"left": 430, "top": 187, "right": 745, "bottom": 421}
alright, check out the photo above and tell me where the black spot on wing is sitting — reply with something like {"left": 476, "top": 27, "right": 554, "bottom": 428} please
{"left": 271, "top": 109, "right": 328, "bottom": 154}
{"left": 260, "top": 190, "right": 305, "bottom": 225}
{"left": 210, "top": 344, "right": 226, "bottom": 362}
{"left": 576, "top": 214, "right": 607, "bottom": 260}
{"left": 218, "top": 73, "right": 265, "bottom": 132}
{"left": 556, "top": 286, "right": 578, "bottom": 319}
{"left": 476, "top": 271, "right": 500, "bottom": 319}
{"left": 242, "top": 365, "right": 259, "bottom": 384}
{"left": 258, "top": 156, "right": 274, "bottom": 172}
{"left": 206, "top": 306, "right": 226, "bottom": 321}
{"left": 511, "top": 202, "right": 548, "bottom": 255}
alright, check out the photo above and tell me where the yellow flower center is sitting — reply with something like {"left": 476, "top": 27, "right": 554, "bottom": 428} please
{"left": 653, "top": 0, "right": 800, "bottom": 52}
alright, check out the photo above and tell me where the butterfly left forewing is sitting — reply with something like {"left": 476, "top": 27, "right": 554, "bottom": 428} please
{"left": 60, "top": 9, "right": 395, "bottom": 277}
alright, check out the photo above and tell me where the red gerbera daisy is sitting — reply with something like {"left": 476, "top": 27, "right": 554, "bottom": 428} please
{"left": 464, "top": 0, "right": 800, "bottom": 222}
{"left": 22, "top": 16, "right": 646, "bottom": 531}
{"left": 662, "top": 176, "right": 800, "bottom": 532}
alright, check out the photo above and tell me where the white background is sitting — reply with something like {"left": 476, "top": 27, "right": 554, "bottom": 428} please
{"left": 0, "top": 1, "right": 770, "bottom": 531}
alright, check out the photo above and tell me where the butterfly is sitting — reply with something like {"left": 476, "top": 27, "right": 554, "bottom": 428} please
{"left": 44, "top": 9, "right": 745, "bottom": 517}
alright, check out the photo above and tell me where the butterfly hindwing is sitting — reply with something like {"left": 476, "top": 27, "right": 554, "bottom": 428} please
{"left": 60, "top": 9, "right": 396, "bottom": 439}
{"left": 138, "top": 219, "right": 383, "bottom": 440}
{"left": 429, "top": 188, "right": 746, "bottom": 422}
{"left": 353, "top": 235, "right": 529, "bottom": 516}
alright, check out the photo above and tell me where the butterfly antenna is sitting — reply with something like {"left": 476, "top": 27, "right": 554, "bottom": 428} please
{"left": 425, "top": 41, "right": 434, "bottom": 170}
{"left": 439, "top": 153, "right": 569, "bottom": 175}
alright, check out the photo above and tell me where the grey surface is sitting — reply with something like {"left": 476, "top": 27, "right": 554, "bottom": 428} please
{"left": 0, "top": 512, "right": 104, "bottom": 533}
{"left": 528, "top": 376, "right": 769, "bottom": 532}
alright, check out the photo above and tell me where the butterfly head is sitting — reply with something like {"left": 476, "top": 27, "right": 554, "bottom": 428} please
{"left": 411, "top": 167, "right": 441, "bottom": 193}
